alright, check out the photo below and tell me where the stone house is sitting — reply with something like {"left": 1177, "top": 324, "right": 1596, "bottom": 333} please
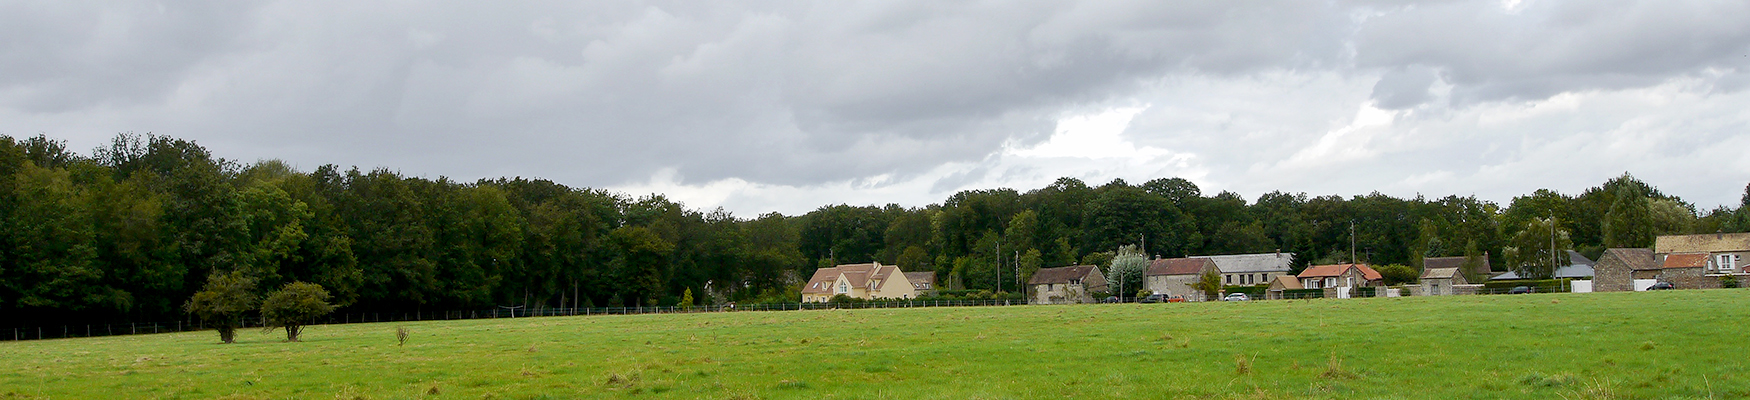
{"left": 1265, "top": 275, "right": 1303, "bottom": 299}
{"left": 1191, "top": 252, "right": 1295, "bottom": 287}
{"left": 1418, "top": 267, "right": 1472, "bottom": 296}
{"left": 1654, "top": 232, "right": 1750, "bottom": 288}
{"left": 800, "top": 262, "right": 918, "bottom": 302}
{"left": 1144, "top": 258, "right": 1221, "bottom": 301}
{"left": 1592, "top": 248, "right": 1656, "bottom": 292}
{"left": 1028, "top": 265, "right": 1108, "bottom": 304}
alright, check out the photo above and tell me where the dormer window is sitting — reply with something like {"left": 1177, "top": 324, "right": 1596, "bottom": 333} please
{"left": 838, "top": 282, "right": 848, "bottom": 293}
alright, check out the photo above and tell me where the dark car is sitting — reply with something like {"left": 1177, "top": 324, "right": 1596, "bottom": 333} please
{"left": 1102, "top": 296, "right": 1120, "bottom": 303}
{"left": 1648, "top": 281, "right": 1675, "bottom": 290}
{"left": 1140, "top": 294, "right": 1165, "bottom": 303}
{"left": 1507, "top": 286, "right": 1534, "bottom": 294}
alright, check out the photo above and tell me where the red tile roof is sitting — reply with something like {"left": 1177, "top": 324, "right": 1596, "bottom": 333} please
{"left": 1145, "top": 258, "right": 1215, "bottom": 276}
{"left": 1297, "top": 264, "right": 1382, "bottom": 281}
{"left": 1662, "top": 253, "right": 1709, "bottom": 269}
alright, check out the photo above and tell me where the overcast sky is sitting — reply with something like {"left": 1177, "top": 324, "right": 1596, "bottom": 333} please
{"left": 4, "top": 1, "right": 1747, "bottom": 216}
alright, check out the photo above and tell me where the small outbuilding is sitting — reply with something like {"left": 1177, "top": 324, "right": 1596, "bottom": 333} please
{"left": 1419, "top": 267, "right": 1469, "bottom": 296}
{"left": 1265, "top": 275, "right": 1303, "bottom": 300}
{"left": 1028, "top": 265, "right": 1108, "bottom": 305}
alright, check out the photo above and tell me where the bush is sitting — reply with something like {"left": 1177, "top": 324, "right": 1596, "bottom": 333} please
{"left": 261, "top": 282, "right": 335, "bottom": 342}
{"left": 1722, "top": 275, "right": 1739, "bottom": 289}
{"left": 1354, "top": 287, "right": 1376, "bottom": 298}
{"left": 184, "top": 272, "right": 258, "bottom": 344}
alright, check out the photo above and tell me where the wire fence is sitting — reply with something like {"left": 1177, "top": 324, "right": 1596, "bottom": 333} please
{"left": 1, "top": 299, "right": 1031, "bottom": 342}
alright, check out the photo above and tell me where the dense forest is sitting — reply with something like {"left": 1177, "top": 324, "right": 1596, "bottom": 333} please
{"left": 2, "top": 133, "right": 1747, "bottom": 325}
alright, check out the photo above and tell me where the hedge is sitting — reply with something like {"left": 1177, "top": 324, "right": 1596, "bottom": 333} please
{"left": 1281, "top": 288, "right": 1323, "bottom": 299}
{"left": 1221, "top": 285, "right": 1267, "bottom": 298}
{"left": 1481, "top": 279, "right": 1571, "bottom": 294}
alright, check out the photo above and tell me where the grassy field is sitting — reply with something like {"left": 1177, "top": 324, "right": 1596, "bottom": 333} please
{"left": 2, "top": 289, "right": 1746, "bottom": 399}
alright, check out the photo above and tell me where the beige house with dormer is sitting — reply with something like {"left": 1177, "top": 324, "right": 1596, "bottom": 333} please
{"left": 800, "top": 262, "right": 918, "bottom": 302}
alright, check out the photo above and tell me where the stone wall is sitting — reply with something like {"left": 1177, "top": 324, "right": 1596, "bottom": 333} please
{"left": 1594, "top": 262, "right": 1632, "bottom": 292}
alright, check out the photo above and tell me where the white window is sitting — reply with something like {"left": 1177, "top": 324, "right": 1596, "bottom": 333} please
{"left": 838, "top": 282, "right": 847, "bottom": 293}
{"left": 1721, "top": 254, "right": 1739, "bottom": 273}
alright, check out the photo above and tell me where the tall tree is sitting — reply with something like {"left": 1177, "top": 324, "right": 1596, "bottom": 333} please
{"left": 1504, "top": 218, "right": 1572, "bottom": 280}
{"left": 1603, "top": 186, "right": 1654, "bottom": 248}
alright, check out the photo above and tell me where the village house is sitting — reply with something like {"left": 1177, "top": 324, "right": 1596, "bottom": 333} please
{"left": 1265, "top": 275, "right": 1303, "bottom": 299}
{"left": 1192, "top": 252, "right": 1295, "bottom": 286}
{"left": 1144, "top": 257, "right": 1220, "bottom": 301}
{"left": 1653, "top": 232, "right": 1750, "bottom": 289}
{"left": 1594, "top": 233, "right": 1750, "bottom": 292}
{"left": 799, "top": 262, "right": 917, "bottom": 302}
{"left": 1297, "top": 263, "right": 1382, "bottom": 298}
{"left": 1592, "top": 248, "right": 1657, "bottom": 292}
{"left": 1417, "top": 267, "right": 1476, "bottom": 296}
{"left": 1028, "top": 265, "right": 1107, "bottom": 304}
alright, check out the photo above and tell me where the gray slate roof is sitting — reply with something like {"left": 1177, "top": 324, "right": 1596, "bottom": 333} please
{"left": 1190, "top": 252, "right": 1294, "bottom": 274}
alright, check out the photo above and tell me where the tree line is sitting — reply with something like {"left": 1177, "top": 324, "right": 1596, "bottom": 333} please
{"left": 2, "top": 133, "right": 1747, "bottom": 326}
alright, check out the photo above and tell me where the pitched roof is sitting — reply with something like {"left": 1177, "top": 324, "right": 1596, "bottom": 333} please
{"left": 1600, "top": 248, "right": 1657, "bottom": 271}
{"left": 903, "top": 272, "right": 935, "bottom": 290}
{"left": 1489, "top": 271, "right": 1523, "bottom": 280}
{"left": 1424, "top": 256, "right": 1493, "bottom": 275}
{"left": 1297, "top": 264, "right": 1383, "bottom": 281}
{"left": 1189, "top": 253, "right": 1294, "bottom": 273}
{"left": 801, "top": 267, "right": 842, "bottom": 294}
{"left": 1421, "top": 267, "right": 1462, "bottom": 280}
{"left": 1662, "top": 253, "right": 1709, "bottom": 269}
{"left": 1565, "top": 250, "right": 1596, "bottom": 266}
{"left": 800, "top": 262, "right": 906, "bottom": 293}
{"left": 1552, "top": 264, "right": 1594, "bottom": 278}
{"left": 1655, "top": 232, "right": 1750, "bottom": 254}
{"left": 1145, "top": 258, "right": 1215, "bottom": 276}
{"left": 1028, "top": 265, "right": 1099, "bottom": 285}
{"left": 1267, "top": 275, "right": 1302, "bottom": 290}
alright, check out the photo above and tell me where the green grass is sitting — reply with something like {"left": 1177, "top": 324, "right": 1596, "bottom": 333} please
{"left": 3, "top": 289, "right": 1747, "bottom": 399}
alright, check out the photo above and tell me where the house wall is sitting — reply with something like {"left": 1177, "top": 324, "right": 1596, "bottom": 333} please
{"left": 1146, "top": 275, "right": 1209, "bottom": 301}
{"left": 1222, "top": 272, "right": 1276, "bottom": 286}
{"left": 1032, "top": 283, "right": 1090, "bottom": 304}
{"left": 1658, "top": 267, "right": 1709, "bottom": 289}
{"left": 872, "top": 273, "right": 917, "bottom": 299}
{"left": 1594, "top": 257, "right": 1633, "bottom": 292}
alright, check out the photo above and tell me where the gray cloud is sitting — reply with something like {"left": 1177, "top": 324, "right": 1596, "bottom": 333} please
{"left": 1, "top": 1, "right": 1745, "bottom": 214}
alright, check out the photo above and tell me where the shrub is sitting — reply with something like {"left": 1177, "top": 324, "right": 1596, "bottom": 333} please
{"left": 184, "top": 271, "right": 258, "bottom": 344}
{"left": 1722, "top": 275, "right": 1739, "bottom": 289}
{"left": 396, "top": 326, "right": 410, "bottom": 346}
{"left": 1283, "top": 288, "right": 1323, "bottom": 299}
{"left": 261, "top": 282, "right": 335, "bottom": 342}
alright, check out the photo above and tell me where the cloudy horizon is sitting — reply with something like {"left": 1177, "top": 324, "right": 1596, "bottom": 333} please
{"left": 4, "top": 1, "right": 1747, "bottom": 216}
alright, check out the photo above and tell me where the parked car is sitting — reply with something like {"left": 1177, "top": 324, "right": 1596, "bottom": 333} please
{"left": 1507, "top": 286, "right": 1534, "bottom": 294}
{"left": 1648, "top": 281, "right": 1675, "bottom": 290}
{"left": 1140, "top": 294, "right": 1164, "bottom": 303}
{"left": 1165, "top": 295, "right": 1185, "bottom": 303}
{"left": 1102, "top": 296, "right": 1120, "bottom": 303}
{"left": 1222, "top": 293, "right": 1249, "bottom": 301}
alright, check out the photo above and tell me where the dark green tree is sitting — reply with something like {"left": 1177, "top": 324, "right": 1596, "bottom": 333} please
{"left": 260, "top": 282, "right": 334, "bottom": 342}
{"left": 185, "top": 272, "right": 258, "bottom": 344}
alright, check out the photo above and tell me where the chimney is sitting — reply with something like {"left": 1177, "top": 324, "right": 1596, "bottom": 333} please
{"left": 1275, "top": 248, "right": 1281, "bottom": 258}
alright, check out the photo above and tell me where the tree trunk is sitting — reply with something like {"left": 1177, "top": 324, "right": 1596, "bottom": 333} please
{"left": 285, "top": 324, "right": 300, "bottom": 342}
{"left": 218, "top": 327, "right": 236, "bottom": 344}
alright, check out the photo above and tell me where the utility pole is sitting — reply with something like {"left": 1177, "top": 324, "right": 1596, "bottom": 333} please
{"left": 996, "top": 234, "right": 1002, "bottom": 294}
{"left": 1550, "top": 210, "right": 1557, "bottom": 283}
{"left": 1349, "top": 221, "right": 1357, "bottom": 265}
